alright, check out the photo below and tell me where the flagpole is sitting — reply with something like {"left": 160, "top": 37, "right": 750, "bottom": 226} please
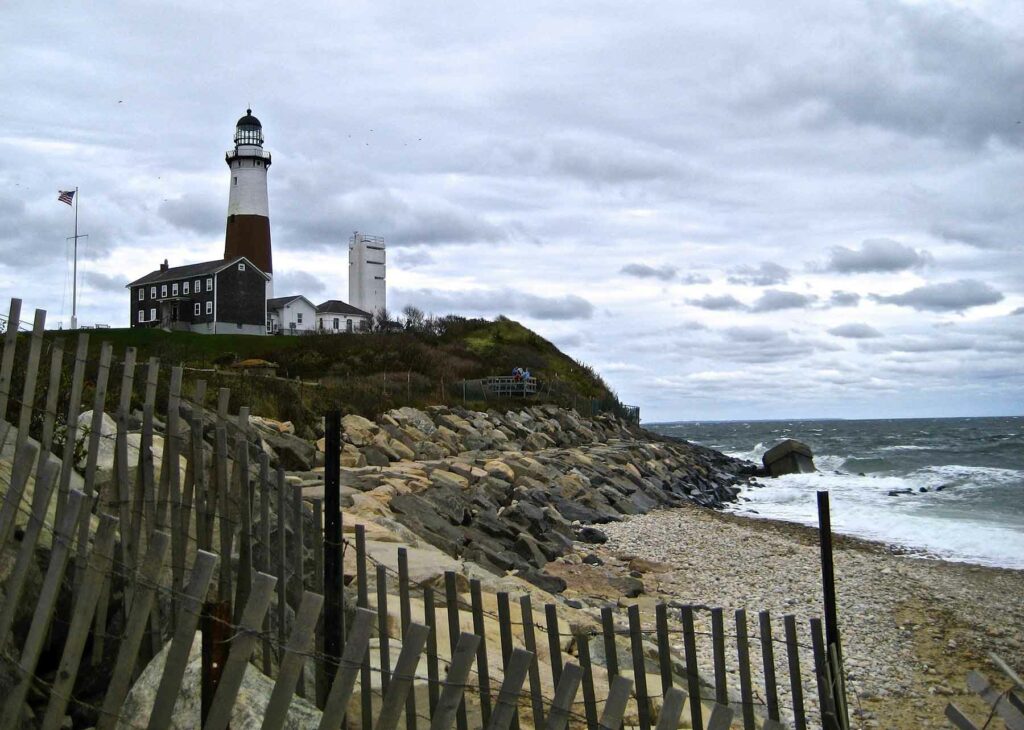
{"left": 71, "top": 186, "right": 78, "bottom": 329}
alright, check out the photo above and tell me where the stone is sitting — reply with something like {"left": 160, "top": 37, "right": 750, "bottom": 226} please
{"left": 361, "top": 445, "right": 392, "bottom": 467}
{"left": 341, "top": 414, "right": 378, "bottom": 446}
{"left": 414, "top": 441, "right": 446, "bottom": 461}
{"left": 575, "top": 526, "right": 609, "bottom": 544}
{"left": 118, "top": 632, "right": 321, "bottom": 729}
{"left": 263, "top": 430, "right": 317, "bottom": 471}
{"left": 514, "top": 534, "right": 549, "bottom": 568}
{"left": 430, "top": 470, "right": 470, "bottom": 491}
{"left": 762, "top": 439, "right": 816, "bottom": 477}
{"left": 484, "top": 460, "right": 515, "bottom": 482}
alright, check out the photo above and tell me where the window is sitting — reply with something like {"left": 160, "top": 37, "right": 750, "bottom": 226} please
{"left": 138, "top": 310, "right": 144, "bottom": 323}
{"left": 195, "top": 279, "right": 201, "bottom": 292}
{"left": 233, "top": 176, "right": 237, "bottom": 186}
{"left": 138, "top": 288, "right": 144, "bottom": 301}
{"left": 238, "top": 263, "right": 245, "bottom": 271}
{"left": 296, "top": 312, "right": 302, "bottom": 323}
{"left": 172, "top": 283, "right": 178, "bottom": 296}
{"left": 183, "top": 281, "right": 189, "bottom": 294}
{"left": 161, "top": 284, "right": 167, "bottom": 297}
{"left": 206, "top": 301, "right": 213, "bottom": 315}
{"left": 150, "top": 286, "right": 156, "bottom": 299}
{"left": 149, "top": 308, "right": 156, "bottom": 321}
{"left": 347, "top": 319, "right": 353, "bottom": 333}
{"left": 206, "top": 278, "right": 213, "bottom": 292}
{"left": 333, "top": 317, "right": 339, "bottom": 330}
{"left": 194, "top": 303, "right": 201, "bottom": 316}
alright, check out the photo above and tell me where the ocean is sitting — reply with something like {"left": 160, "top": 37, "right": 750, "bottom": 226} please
{"left": 647, "top": 416, "right": 1024, "bottom": 570}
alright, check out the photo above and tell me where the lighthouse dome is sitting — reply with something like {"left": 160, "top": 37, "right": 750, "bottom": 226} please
{"left": 234, "top": 109, "right": 264, "bottom": 146}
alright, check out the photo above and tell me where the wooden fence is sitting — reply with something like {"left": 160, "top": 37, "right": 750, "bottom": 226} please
{"left": 0, "top": 297, "right": 850, "bottom": 730}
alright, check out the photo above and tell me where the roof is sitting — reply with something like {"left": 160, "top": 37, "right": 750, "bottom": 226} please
{"left": 236, "top": 108, "right": 262, "bottom": 129}
{"left": 316, "top": 300, "right": 372, "bottom": 317}
{"left": 126, "top": 256, "right": 268, "bottom": 287}
{"left": 267, "top": 295, "right": 314, "bottom": 310}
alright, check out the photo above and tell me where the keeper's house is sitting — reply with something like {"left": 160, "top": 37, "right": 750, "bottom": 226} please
{"left": 127, "top": 256, "right": 269, "bottom": 335}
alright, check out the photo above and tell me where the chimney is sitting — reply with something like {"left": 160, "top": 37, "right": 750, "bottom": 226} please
{"left": 160, "top": 259, "right": 168, "bottom": 272}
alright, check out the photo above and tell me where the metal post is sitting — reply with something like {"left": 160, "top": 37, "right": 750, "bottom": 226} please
{"left": 323, "top": 410, "right": 343, "bottom": 689}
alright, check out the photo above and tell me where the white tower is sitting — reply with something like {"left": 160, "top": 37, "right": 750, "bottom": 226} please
{"left": 224, "top": 108, "right": 274, "bottom": 297}
{"left": 348, "top": 232, "right": 386, "bottom": 318}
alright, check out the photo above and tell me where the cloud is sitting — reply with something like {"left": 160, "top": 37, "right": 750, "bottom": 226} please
{"left": 393, "top": 248, "right": 435, "bottom": 267}
{"left": 396, "top": 287, "right": 594, "bottom": 321}
{"left": 829, "top": 291, "right": 861, "bottom": 307}
{"left": 678, "top": 273, "right": 712, "bottom": 285}
{"left": 159, "top": 194, "right": 223, "bottom": 236}
{"left": 687, "top": 294, "right": 746, "bottom": 311}
{"left": 751, "top": 290, "right": 816, "bottom": 312}
{"left": 1011, "top": 307, "right": 1024, "bottom": 316}
{"left": 823, "top": 238, "right": 930, "bottom": 273}
{"left": 620, "top": 263, "right": 677, "bottom": 281}
{"left": 273, "top": 270, "right": 326, "bottom": 296}
{"left": 871, "top": 279, "right": 1004, "bottom": 312}
{"left": 828, "top": 323, "right": 882, "bottom": 339}
{"left": 81, "top": 270, "right": 127, "bottom": 293}
{"left": 727, "top": 262, "right": 790, "bottom": 286}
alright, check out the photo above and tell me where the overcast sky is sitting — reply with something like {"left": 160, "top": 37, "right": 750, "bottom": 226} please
{"left": 2, "top": 0, "right": 1022, "bottom": 421}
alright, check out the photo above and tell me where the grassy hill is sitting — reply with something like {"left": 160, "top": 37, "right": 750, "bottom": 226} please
{"left": 19, "top": 315, "right": 627, "bottom": 437}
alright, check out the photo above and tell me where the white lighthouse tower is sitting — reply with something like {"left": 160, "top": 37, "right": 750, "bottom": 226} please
{"left": 348, "top": 232, "right": 386, "bottom": 319}
{"left": 224, "top": 109, "right": 274, "bottom": 297}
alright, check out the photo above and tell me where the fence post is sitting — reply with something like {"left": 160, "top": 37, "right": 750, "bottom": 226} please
{"left": 487, "top": 649, "right": 533, "bottom": 730}
{"left": 56, "top": 332, "right": 89, "bottom": 528}
{"left": 520, "top": 594, "right": 546, "bottom": 728}
{"left": 445, "top": 571, "right": 469, "bottom": 730}
{"left": 816, "top": 491, "right": 849, "bottom": 729}
{"left": 680, "top": 605, "right": 703, "bottom": 730}
{"left": 318, "top": 608, "right": 377, "bottom": 730}
{"left": 735, "top": 609, "right": 755, "bottom": 730}
{"left": 14, "top": 308, "right": 46, "bottom": 455}
{"left": 470, "top": 579, "right": 493, "bottom": 726}
{"left": 0, "top": 297, "right": 22, "bottom": 422}
{"left": 262, "top": 591, "right": 324, "bottom": 730}
{"left": 783, "top": 614, "right": 807, "bottom": 730}
{"left": 323, "top": 410, "right": 344, "bottom": 691}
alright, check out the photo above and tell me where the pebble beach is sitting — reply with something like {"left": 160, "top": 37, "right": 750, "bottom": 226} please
{"left": 586, "top": 505, "right": 1024, "bottom": 729}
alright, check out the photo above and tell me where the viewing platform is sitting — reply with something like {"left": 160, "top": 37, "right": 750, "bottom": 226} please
{"left": 483, "top": 376, "right": 538, "bottom": 396}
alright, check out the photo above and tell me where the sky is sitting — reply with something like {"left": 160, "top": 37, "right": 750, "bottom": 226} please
{"left": 2, "top": 0, "right": 1022, "bottom": 421}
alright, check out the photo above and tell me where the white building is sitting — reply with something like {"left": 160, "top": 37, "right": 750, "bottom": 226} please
{"left": 316, "top": 300, "right": 372, "bottom": 333}
{"left": 267, "top": 295, "right": 316, "bottom": 335}
{"left": 348, "top": 232, "right": 386, "bottom": 318}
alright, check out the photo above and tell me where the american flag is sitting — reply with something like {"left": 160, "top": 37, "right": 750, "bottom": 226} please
{"left": 58, "top": 190, "right": 75, "bottom": 206}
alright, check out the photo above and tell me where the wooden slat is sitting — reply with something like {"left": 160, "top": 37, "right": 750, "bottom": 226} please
{"left": 444, "top": 571, "right": 468, "bottom": 730}
{"left": 758, "top": 611, "right": 780, "bottom": 721}
{"left": 545, "top": 603, "right": 563, "bottom": 689}
{"left": 654, "top": 603, "right": 673, "bottom": 697}
{"left": 55, "top": 333, "right": 89, "bottom": 528}
{"left": 761, "top": 719, "right": 787, "bottom": 730}
{"left": 430, "top": 632, "right": 481, "bottom": 730}
{"left": 261, "top": 591, "right": 325, "bottom": 730}
{"left": 496, "top": 592, "right": 518, "bottom": 730}
{"left": 486, "top": 648, "right": 534, "bottom": 730}
{"left": 130, "top": 401, "right": 155, "bottom": 577}
{"left": 424, "top": 586, "right": 442, "bottom": 717}
{"left": 783, "top": 614, "right": 807, "bottom": 730}
{"left": 710, "top": 607, "right": 728, "bottom": 706}
{"left": 97, "top": 531, "right": 170, "bottom": 730}
{"left": 377, "top": 564, "right": 392, "bottom": 695}
{"left": 827, "top": 644, "right": 849, "bottom": 727}
{"left": 356, "top": 524, "right": 371, "bottom": 730}
{"left": 234, "top": 432, "right": 253, "bottom": 625}
{"left": 318, "top": 607, "right": 375, "bottom": 730}
{"left": 260, "top": 453, "right": 274, "bottom": 676}
{"left": 0, "top": 459, "right": 60, "bottom": 644}
{"left": 545, "top": 662, "right": 583, "bottom": 730}
{"left": 966, "top": 670, "right": 1024, "bottom": 730}
{"left": 0, "top": 440, "right": 40, "bottom": 547}
{"left": 809, "top": 618, "right": 837, "bottom": 723}
{"left": 14, "top": 308, "right": 46, "bottom": 455}
{"left": 292, "top": 480, "right": 306, "bottom": 697}
{"left": 627, "top": 603, "right": 652, "bottom": 730}
{"left": 600, "top": 606, "right": 619, "bottom": 679}
{"left": 75, "top": 341, "right": 112, "bottom": 596}
{"left": 146, "top": 550, "right": 219, "bottom": 730}
{"left": 373, "top": 621, "right": 431, "bottom": 730}
{"left": 680, "top": 605, "right": 703, "bottom": 730}
{"left": 990, "top": 652, "right": 1024, "bottom": 690}
{"left": 597, "top": 676, "right": 633, "bottom": 730}
{"left": 214, "top": 425, "right": 232, "bottom": 601}
{"left": 113, "top": 346, "right": 137, "bottom": 570}
{"left": 735, "top": 609, "right": 756, "bottom": 730}
{"left": 192, "top": 381, "right": 210, "bottom": 550}
{"left": 35, "top": 338, "right": 65, "bottom": 478}
{"left": 705, "top": 702, "right": 735, "bottom": 730}
{"left": 470, "top": 579, "right": 493, "bottom": 726}
{"left": 313, "top": 497, "right": 326, "bottom": 708}
{"left": 575, "top": 631, "right": 599, "bottom": 730}
{"left": 164, "top": 367, "right": 184, "bottom": 596}
{"left": 0, "top": 297, "right": 22, "bottom": 421}
{"left": 653, "top": 686, "right": 686, "bottom": 730}
{"left": 276, "top": 467, "right": 288, "bottom": 656}
{"left": 39, "top": 514, "right": 118, "bottom": 730}
{"left": 520, "top": 594, "right": 546, "bottom": 728}
{"left": 0, "top": 489, "right": 85, "bottom": 730}
{"left": 944, "top": 704, "right": 980, "bottom": 730}
{"left": 203, "top": 571, "right": 278, "bottom": 730}
{"left": 398, "top": 547, "right": 417, "bottom": 730}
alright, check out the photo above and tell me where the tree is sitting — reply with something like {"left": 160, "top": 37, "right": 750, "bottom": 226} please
{"left": 372, "top": 307, "right": 393, "bottom": 333}
{"left": 402, "top": 305, "right": 425, "bottom": 332}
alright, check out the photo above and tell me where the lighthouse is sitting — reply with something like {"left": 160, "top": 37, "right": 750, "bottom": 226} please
{"left": 224, "top": 109, "right": 273, "bottom": 296}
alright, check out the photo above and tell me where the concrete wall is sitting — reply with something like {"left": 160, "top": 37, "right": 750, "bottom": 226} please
{"left": 226, "top": 149, "right": 270, "bottom": 217}
{"left": 348, "top": 233, "right": 386, "bottom": 317}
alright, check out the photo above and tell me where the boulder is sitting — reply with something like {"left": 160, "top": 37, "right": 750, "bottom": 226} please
{"left": 341, "top": 414, "right": 378, "bottom": 446}
{"left": 263, "top": 431, "right": 317, "bottom": 471}
{"left": 118, "top": 632, "right": 321, "bottom": 729}
{"left": 762, "top": 439, "right": 816, "bottom": 477}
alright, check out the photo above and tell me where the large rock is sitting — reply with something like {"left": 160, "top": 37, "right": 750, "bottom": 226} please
{"left": 118, "top": 632, "right": 322, "bottom": 729}
{"left": 263, "top": 431, "right": 317, "bottom": 471}
{"left": 762, "top": 439, "right": 815, "bottom": 477}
